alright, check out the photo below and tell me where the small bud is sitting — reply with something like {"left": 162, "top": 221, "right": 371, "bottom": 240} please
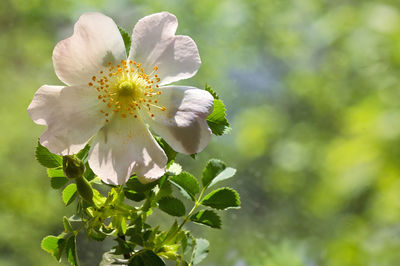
{"left": 75, "top": 176, "right": 94, "bottom": 204}
{"left": 63, "top": 155, "right": 85, "bottom": 179}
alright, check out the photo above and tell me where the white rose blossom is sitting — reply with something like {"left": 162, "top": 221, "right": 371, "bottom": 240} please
{"left": 28, "top": 12, "right": 214, "bottom": 185}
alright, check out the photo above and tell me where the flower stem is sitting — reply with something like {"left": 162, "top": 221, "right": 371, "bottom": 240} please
{"left": 162, "top": 187, "right": 207, "bottom": 247}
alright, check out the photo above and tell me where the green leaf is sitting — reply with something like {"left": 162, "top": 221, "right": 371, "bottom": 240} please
{"left": 156, "top": 137, "right": 177, "bottom": 166}
{"left": 158, "top": 196, "right": 186, "bottom": 217}
{"left": 126, "top": 176, "right": 158, "bottom": 192}
{"left": 83, "top": 163, "right": 95, "bottom": 181}
{"left": 205, "top": 83, "right": 219, "bottom": 99}
{"left": 129, "top": 249, "right": 165, "bottom": 266}
{"left": 76, "top": 144, "right": 90, "bottom": 161}
{"left": 63, "top": 216, "right": 73, "bottom": 233}
{"left": 200, "top": 187, "right": 241, "bottom": 210}
{"left": 118, "top": 26, "right": 131, "bottom": 55}
{"left": 47, "top": 168, "right": 69, "bottom": 189}
{"left": 47, "top": 168, "right": 64, "bottom": 178}
{"left": 155, "top": 178, "right": 173, "bottom": 201}
{"left": 114, "top": 237, "right": 134, "bottom": 255}
{"left": 192, "top": 238, "right": 209, "bottom": 265}
{"left": 209, "top": 167, "right": 236, "bottom": 188}
{"left": 62, "top": 184, "right": 77, "bottom": 206}
{"left": 87, "top": 228, "right": 107, "bottom": 241}
{"left": 170, "top": 172, "right": 200, "bottom": 200}
{"left": 205, "top": 85, "right": 231, "bottom": 136}
{"left": 190, "top": 210, "right": 221, "bottom": 229}
{"left": 35, "top": 141, "right": 62, "bottom": 168}
{"left": 124, "top": 189, "right": 146, "bottom": 202}
{"left": 41, "top": 235, "right": 65, "bottom": 261}
{"left": 202, "top": 159, "right": 226, "bottom": 188}
{"left": 183, "top": 233, "right": 196, "bottom": 259}
{"left": 65, "top": 235, "right": 79, "bottom": 266}
{"left": 166, "top": 221, "right": 179, "bottom": 240}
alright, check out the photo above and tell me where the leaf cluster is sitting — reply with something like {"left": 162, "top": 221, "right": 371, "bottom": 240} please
{"left": 36, "top": 138, "right": 239, "bottom": 265}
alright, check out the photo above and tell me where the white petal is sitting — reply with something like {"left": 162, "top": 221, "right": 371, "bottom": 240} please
{"left": 129, "top": 12, "right": 201, "bottom": 85}
{"left": 53, "top": 12, "right": 126, "bottom": 86}
{"left": 28, "top": 85, "right": 106, "bottom": 155}
{"left": 88, "top": 117, "right": 167, "bottom": 185}
{"left": 141, "top": 86, "right": 214, "bottom": 154}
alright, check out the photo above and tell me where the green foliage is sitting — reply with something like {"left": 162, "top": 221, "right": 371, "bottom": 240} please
{"left": 190, "top": 210, "right": 221, "bottom": 229}
{"left": 124, "top": 189, "right": 146, "bottom": 202}
{"left": 63, "top": 216, "right": 73, "bottom": 233}
{"left": 202, "top": 159, "right": 226, "bottom": 188}
{"left": 35, "top": 141, "right": 62, "bottom": 168}
{"left": 205, "top": 84, "right": 219, "bottom": 99}
{"left": 47, "top": 168, "right": 69, "bottom": 189}
{"left": 192, "top": 238, "right": 209, "bottom": 265}
{"left": 76, "top": 144, "right": 90, "bottom": 161}
{"left": 62, "top": 184, "right": 77, "bottom": 206}
{"left": 129, "top": 249, "right": 165, "bottom": 266}
{"left": 158, "top": 197, "right": 186, "bottom": 217}
{"left": 126, "top": 176, "right": 158, "bottom": 192}
{"left": 75, "top": 176, "right": 93, "bottom": 204}
{"left": 170, "top": 172, "right": 200, "bottom": 200}
{"left": 35, "top": 138, "right": 240, "bottom": 265}
{"left": 65, "top": 235, "right": 79, "bottom": 266}
{"left": 155, "top": 177, "right": 173, "bottom": 201}
{"left": 118, "top": 26, "right": 131, "bottom": 56}
{"left": 205, "top": 85, "right": 231, "bottom": 136}
{"left": 208, "top": 167, "right": 236, "bottom": 188}
{"left": 41, "top": 236, "right": 65, "bottom": 261}
{"left": 201, "top": 187, "right": 241, "bottom": 210}
{"left": 156, "top": 137, "right": 178, "bottom": 167}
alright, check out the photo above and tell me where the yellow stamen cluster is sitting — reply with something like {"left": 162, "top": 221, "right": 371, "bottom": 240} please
{"left": 88, "top": 59, "right": 166, "bottom": 122}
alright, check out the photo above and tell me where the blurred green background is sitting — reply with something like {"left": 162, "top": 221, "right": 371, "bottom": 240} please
{"left": 1, "top": 0, "right": 400, "bottom": 265}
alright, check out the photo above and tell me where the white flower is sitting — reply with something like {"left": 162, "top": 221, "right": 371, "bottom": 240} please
{"left": 28, "top": 12, "right": 214, "bottom": 185}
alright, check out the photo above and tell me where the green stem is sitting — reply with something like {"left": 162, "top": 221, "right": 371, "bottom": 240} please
{"left": 73, "top": 220, "right": 88, "bottom": 236}
{"left": 177, "top": 187, "right": 206, "bottom": 231}
{"left": 162, "top": 187, "right": 207, "bottom": 247}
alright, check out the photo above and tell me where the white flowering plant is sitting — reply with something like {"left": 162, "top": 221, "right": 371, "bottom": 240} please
{"left": 29, "top": 12, "right": 240, "bottom": 265}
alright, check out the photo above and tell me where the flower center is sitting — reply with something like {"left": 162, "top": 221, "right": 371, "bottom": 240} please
{"left": 88, "top": 59, "right": 166, "bottom": 122}
{"left": 118, "top": 80, "right": 135, "bottom": 97}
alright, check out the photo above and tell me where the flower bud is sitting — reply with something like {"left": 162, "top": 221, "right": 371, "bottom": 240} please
{"left": 76, "top": 175, "right": 94, "bottom": 204}
{"left": 63, "top": 155, "right": 85, "bottom": 179}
